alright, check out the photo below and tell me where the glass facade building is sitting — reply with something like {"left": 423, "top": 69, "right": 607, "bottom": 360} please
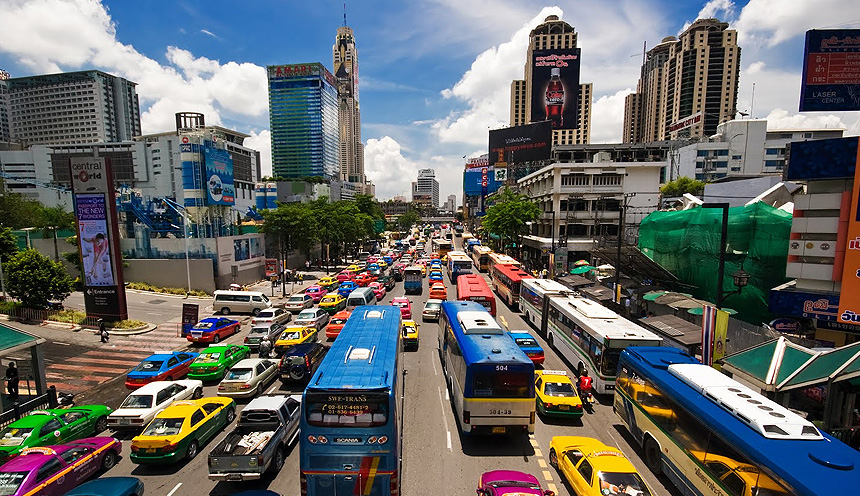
{"left": 267, "top": 63, "right": 340, "bottom": 179}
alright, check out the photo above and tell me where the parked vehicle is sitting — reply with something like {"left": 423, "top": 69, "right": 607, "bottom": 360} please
{"left": 208, "top": 395, "right": 302, "bottom": 481}
{"left": 217, "top": 358, "right": 279, "bottom": 398}
{"left": 213, "top": 291, "right": 273, "bottom": 316}
{"left": 278, "top": 342, "right": 328, "bottom": 383}
{"left": 250, "top": 308, "right": 292, "bottom": 326}
{"left": 108, "top": 380, "right": 203, "bottom": 430}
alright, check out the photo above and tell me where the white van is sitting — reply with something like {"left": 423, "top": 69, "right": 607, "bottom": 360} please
{"left": 213, "top": 290, "right": 273, "bottom": 315}
{"left": 346, "top": 287, "right": 376, "bottom": 310}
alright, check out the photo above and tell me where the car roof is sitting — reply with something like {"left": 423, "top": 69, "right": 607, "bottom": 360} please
{"left": 392, "top": 297, "right": 409, "bottom": 303}
{"left": 127, "top": 380, "right": 196, "bottom": 394}
{"left": 509, "top": 331, "right": 537, "bottom": 339}
{"left": 200, "top": 345, "right": 233, "bottom": 353}
{"left": 232, "top": 358, "right": 270, "bottom": 368}
{"left": 244, "top": 394, "right": 299, "bottom": 412}
{"left": 158, "top": 399, "right": 208, "bottom": 416}
{"left": 283, "top": 342, "right": 321, "bottom": 355}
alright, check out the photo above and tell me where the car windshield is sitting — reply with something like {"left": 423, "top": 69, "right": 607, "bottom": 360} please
{"left": 425, "top": 302, "right": 440, "bottom": 309}
{"left": 544, "top": 382, "right": 577, "bottom": 397}
{"left": 597, "top": 472, "right": 652, "bottom": 496}
{"left": 297, "top": 311, "right": 314, "bottom": 320}
{"left": 281, "top": 331, "right": 301, "bottom": 341}
{"left": 487, "top": 480, "right": 540, "bottom": 489}
{"left": 331, "top": 318, "right": 347, "bottom": 324}
{"left": 193, "top": 322, "right": 214, "bottom": 329}
{"left": 250, "top": 327, "right": 268, "bottom": 335}
{"left": 0, "top": 427, "right": 33, "bottom": 447}
{"left": 225, "top": 368, "right": 253, "bottom": 381}
{"left": 142, "top": 417, "right": 184, "bottom": 436}
{"left": 0, "top": 472, "right": 28, "bottom": 495}
{"left": 121, "top": 394, "right": 154, "bottom": 409}
{"left": 288, "top": 296, "right": 305, "bottom": 303}
{"left": 195, "top": 352, "right": 221, "bottom": 363}
{"left": 134, "top": 360, "right": 163, "bottom": 372}
{"left": 516, "top": 338, "right": 538, "bottom": 347}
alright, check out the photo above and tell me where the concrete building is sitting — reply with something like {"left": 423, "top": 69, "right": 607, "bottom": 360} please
{"left": 333, "top": 25, "right": 372, "bottom": 195}
{"left": 442, "top": 194, "right": 457, "bottom": 213}
{"left": 412, "top": 168, "right": 439, "bottom": 207}
{"left": 267, "top": 63, "right": 339, "bottom": 180}
{"left": 2, "top": 70, "right": 141, "bottom": 147}
{"left": 623, "top": 18, "right": 741, "bottom": 142}
{"left": 509, "top": 15, "right": 592, "bottom": 146}
{"left": 677, "top": 119, "right": 844, "bottom": 181}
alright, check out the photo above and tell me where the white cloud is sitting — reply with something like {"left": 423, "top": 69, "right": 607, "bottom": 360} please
{"left": 763, "top": 109, "right": 847, "bottom": 130}
{"left": 244, "top": 130, "right": 273, "bottom": 178}
{"left": 365, "top": 137, "right": 418, "bottom": 200}
{"left": 698, "top": 0, "right": 736, "bottom": 19}
{"left": 735, "top": 0, "right": 860, "bottom": 48}
{"left": 591, "top": 88, "right": 634, "bottom": 143}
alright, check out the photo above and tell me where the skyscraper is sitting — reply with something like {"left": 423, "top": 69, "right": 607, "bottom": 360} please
{"left": 267, "top": 63, "right": 340, "bottom": 179}
{"left": 510, "top": 15, "right": 592, "bottom": 146}
{"left": 622, "top": 18, "right": 741, "bottom": 142}
{"left": 2, "top": 70, "right": 141, "bottom": 146}
{"left": 333, "top": 25, "right": 366, "bottom": 190}
{"left": 412, "top": 169, "right": 439, "bottom": 208}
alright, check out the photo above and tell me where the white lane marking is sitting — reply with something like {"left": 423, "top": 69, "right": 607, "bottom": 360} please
{"left": 445, "top": 388, "right": 449, "bottom": 401}
{"left": 146, "top": 312, "right": 163, "bottom": 316}
{"left": 266, "top": 382, "right": 280, "bottom": 394}
{"left": 446, "top": 430, "right": 452, "bottom": 450}
{"left": 53, "top": 342, "right": 70, "bottom": 346}
{"left": 437, "top": 386, "right": 452, "bottom": 452}
{"left": 166, "top": 483, "right": 182, "bottom": 496}
{"left": 548, "top": 483, "right": 558, "bottom": 494}
{"left": 538, "top": 459, "right": 547, "bottom": 468}
{"left": 432, "top": 358, "right": 438, "bottom": 376}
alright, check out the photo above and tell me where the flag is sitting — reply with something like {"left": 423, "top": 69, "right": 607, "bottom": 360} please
{"left": 701, "top": 305, "right": 717, "bottom": 365}
{"left": 712, "top": 309, "right": 729, "bottom": 370}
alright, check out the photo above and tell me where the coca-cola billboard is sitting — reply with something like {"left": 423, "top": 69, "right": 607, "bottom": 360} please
{"left": 488, "top": 121, "right": 552, "bottom": 166}
{"left": 530, "top": 48, "right": 581, "bottom": 130}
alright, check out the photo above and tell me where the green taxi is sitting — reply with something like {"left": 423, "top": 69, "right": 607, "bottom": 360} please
{"left": 130, "top": 397, "right": 235, "bottom": 464}
{"left": 187, "top": 344, "right": 250, "bottom": 381}
{"left": 0, "top": 406, "right": 112, "bottom": 464}
{"left": 318, "top": 293, "right": 347, "bottom": 315}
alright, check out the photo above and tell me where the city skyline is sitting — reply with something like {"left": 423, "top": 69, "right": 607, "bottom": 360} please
{"left": 0, "top": 0, "right": 858, "bottom": 204}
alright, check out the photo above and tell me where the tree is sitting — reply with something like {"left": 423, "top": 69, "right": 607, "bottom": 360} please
{"left": 660, "top": 176, "right": 706, "bottom": 198}
{"left": 4, "top": 249, "right": 74, "bottom": 308}
{"left": 481, "top": 187, "right": 541, "bottom": 255}
{"left": 397, "top": 210, "right": 421, "bottom": 232}
{"left": 38, "top": 205, "right": 75, "bottom": 261}
{"left": 0, "top": 226, "right": 18, "bottom": 263}
{"left": 354, "top": 194, "right": 384, "bottom": 221}
{"left": 260, "top": 202, "right": 318, "bottom": 291}
{"left": 0, "top": 181, "right": 44, "bottom": 229}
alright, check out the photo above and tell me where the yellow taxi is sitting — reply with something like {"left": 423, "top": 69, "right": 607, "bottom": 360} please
{"left": 377, "top": 260, "right": 389, "bottom": 269}
{"left": 549, "top": 436, "right": 653, "bottom": 496}
{"left": 130, "top": 397, "right": 235, "bottom": 465}
{"left": 317, "top": 275, "right": 339, "bottom": 291}
{"left": 318, "top": 293, "right": 347, "bottom": 315}
{"left": 420, "top": 264, "right": 427, "bottom": 276}
{"left": 535, "top": 370, "right": 583, "bottom": 417}
{"left": 274, "top": 325, "right": 318, "bottom": 354}
{"left": 346, "top": 264, "right": 361, "bottom": 273}
{"left": 401, "top": 320, "right": 419, "bottom": 351}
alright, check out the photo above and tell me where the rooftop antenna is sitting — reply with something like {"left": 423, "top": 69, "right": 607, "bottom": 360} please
{"left": 343, "top": 3, "right": 347, "bottom": 27}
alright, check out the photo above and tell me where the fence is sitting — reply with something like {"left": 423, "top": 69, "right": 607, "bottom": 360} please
{"left": 2, "top": 306, "right": 100, "bottom": 328}
{"left": 0, "top": 385, "right": 58, "bottom": 429}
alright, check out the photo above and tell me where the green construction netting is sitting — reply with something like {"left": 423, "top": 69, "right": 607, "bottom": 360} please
{"left": 638, "top": 202, "right": 792, "bottom": 325}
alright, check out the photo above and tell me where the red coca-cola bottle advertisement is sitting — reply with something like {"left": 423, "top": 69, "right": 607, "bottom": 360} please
{"left": 545, "top": 67, "right": 565, "bottom": 128}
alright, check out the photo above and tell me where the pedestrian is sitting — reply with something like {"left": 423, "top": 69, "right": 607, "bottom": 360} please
{"left": 298, "top": 272, "right": 304, "bottom": 285}
{"left": 259, "top": 336, "right": 273, "bottom": 359}
{"left": 98, "top": 319, "right": 109, "bottom": 343}
{"left": 5, "top": 361, "right": 19, "bottom": 400}
{"left": 305, "top": 260, "right": 310, "bottom": 270}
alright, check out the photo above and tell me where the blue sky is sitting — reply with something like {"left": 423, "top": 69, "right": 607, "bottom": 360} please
{"left": 1, "top": 0, "right": 859, "bottom": 202}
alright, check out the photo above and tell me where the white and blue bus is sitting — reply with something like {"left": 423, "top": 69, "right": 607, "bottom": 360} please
{"left": 300, "top": 306, "right": 403, "bottom": 496}
{"left": 518, "top": 278, "right": 571, "bottom": 337}
{"left": 447, "top": 250, "right": 473, "bottom": 283}
{"left": 438, "top": 300, "right": 535, "bottom": 435}
{"left": 615, "top": 346, "right": 860, "bottom": 496}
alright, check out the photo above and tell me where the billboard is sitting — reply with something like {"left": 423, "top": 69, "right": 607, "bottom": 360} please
{"left": 334, "top": 35, "right": 359, "bottom": 102}
{"left": 800, "top": 29, "right": 860, "bottom": 112}
{"left": 837, "top": 140, "right": 860, "bottom": 325}
{"left": 70, "top": 157, "right": 128, "bottom": 321}
{"left": 488, "top": 121, "right": 552, "bottom": 166}
{"left": 203, "top": 144, "right": 235, "bottom": 205}
{"left": 530, "top": 49, "right": 581, "bottom": 130}
{"left": 463, "top": 167, "right": 502, "bottom": 196}
{"left": 669, "top": 112, "right": 703, "bottom": 132}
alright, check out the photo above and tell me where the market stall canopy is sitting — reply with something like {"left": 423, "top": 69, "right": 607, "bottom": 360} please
{"left": 574, "top": 259, "right": 591, "bottom": 267}
{"left": 642, "top": 291, "right": 666, "bottom": 301}
{"left": 721, "top": 337, "right": 821, "bottom": 392}
{"left": 570, "top": 265, "right": 595, "bottom": 275}
{"left": 688, "top": 306, "right": 737, "bottom": 315}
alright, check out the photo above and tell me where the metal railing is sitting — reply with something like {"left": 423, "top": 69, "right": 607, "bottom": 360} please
{"left": 827, "top": 426, "right": 860, "bottom": 449}
{"left": 1, "top": 307, "right": 100, "bottom": 328}
{"left": 0, "top": 386, "right": 58, "bottom": 429}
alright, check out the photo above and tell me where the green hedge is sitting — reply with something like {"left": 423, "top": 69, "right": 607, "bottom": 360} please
{"left": 126, "top": 282, "right": 210, "bottom": 297}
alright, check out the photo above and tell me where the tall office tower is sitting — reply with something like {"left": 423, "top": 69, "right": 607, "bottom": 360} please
{"left": 509, "top": 15, "right": 592, "bottom": 145}
{"left": 3, "top": 70, "right": 141, "bottom": 146}
{"left": 333, "top": 25, "right": 366, "bottom": 190}
{"left": 412, "top": 169, "right": 439, "bottom": 208}
{"left": 0, "top": 71, "right": 10, "bottom": 143}
{"left": 622, "top": 19, "right": 740, "bottom": 142}
{"left": 267, "top": 63, "right": 340, "bottom": 179}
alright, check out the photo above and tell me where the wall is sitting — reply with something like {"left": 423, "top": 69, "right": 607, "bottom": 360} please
{"left": 123, "top": 258, "right": 216, "bottom": 294}
{"left": 704, "top": 176, "right": 785, "bottom": 207}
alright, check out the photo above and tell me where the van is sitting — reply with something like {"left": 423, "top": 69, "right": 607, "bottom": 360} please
{"left": 346, "top": 287, "right": 376, "bottom": 310}
{"left": 213, "top": 290, "right": 273, "bottom": 316}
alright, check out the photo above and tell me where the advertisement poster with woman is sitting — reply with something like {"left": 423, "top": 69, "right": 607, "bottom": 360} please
{"left": 76, "top": 194, "right": 116, "bottom": 286}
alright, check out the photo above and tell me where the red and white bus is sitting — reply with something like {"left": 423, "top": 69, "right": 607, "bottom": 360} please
{"left": 491, "top": 263, "right": 533, "bottom": 310}
{"left": 456, "top": 274, "right": 496, "bottom": 316}
{"left": 487, "top": 252, "right": 521, "bottom": 276}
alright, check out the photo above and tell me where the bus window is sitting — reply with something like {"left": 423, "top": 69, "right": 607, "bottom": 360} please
{"left": 472, "top": 370, "right": 532, "bottom": 398}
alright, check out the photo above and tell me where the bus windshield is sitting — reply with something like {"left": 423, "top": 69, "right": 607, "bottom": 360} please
{"left": 600, "top": 349, "right": 621, "bottom": 376}
{"left": 472, "top": 370, "right": 532, "bottom": 398}
{"left": 305, "top": 391, "right": 390, "bottom": 428}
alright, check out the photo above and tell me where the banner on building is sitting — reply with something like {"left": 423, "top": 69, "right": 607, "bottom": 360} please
{"left": 800, "top": 29, "right": 860, "bottom": 112}
{"left": 70, "top": 157, "right": 128, "bottom": 321}
{"left": 713, "top": 309, "right": 729, "bottom": 370}
{"left": 837, "top": 139, "right": 860, "bottom": 325}
{"left": 701, "top": 305, "right": 716, "bottom": 366}
{"left": 530, "top": 49, "right": 581, "bottom": 130}
{"left": 203, "top": 144, "right": 235, "bottom": 205}
{"left": 488, "top": 121, "right": 553, "bottom": 166}
{"left": 669, "top": 112, "right": 703, "bottom": 132}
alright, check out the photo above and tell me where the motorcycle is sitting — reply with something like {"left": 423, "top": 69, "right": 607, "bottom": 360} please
{"left": 578, "top": 387, "right": 595, "bottom": 413}
{"left": 57, "top": 392, "right": 76, "bottom": 408}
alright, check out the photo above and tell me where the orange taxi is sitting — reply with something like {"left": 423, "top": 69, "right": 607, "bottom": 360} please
{"left": 325, "top": 310, "right": 351, "bottom": 339}
{"left": 428, "top": 283, "right": 447, "bottom": 300}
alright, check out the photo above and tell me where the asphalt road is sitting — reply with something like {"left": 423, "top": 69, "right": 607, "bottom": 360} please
{"left": 31, "top": 238, "right": 683, "bottom": 496}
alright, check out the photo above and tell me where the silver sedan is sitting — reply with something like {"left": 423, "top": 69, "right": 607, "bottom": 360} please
{"left": 217, "top": 358, "right": 279, "bottom": 398}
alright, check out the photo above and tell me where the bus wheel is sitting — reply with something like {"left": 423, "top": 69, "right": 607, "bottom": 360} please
{"left": 546, "top": 332, "right": 553, "bottom": 347}
{"left": 644, "top": 437, "right": 662, "bottom": 474}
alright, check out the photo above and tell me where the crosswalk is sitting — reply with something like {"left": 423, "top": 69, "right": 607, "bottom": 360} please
{"left": 45, "top": 323, "right": 193, "bottom": 394}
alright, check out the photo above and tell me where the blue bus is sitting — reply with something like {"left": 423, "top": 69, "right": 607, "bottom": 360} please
{"left": 615, "top": 347, "right": 860, "bottom": 496}
{"left": 403, "top": 265, "right": 423, "bottom": 295}
{"left": 465, "top": 237, "right": 482, "bottom": 254}
{"left": 446, "top": 250, "right": 473, "bottom": 284}
{"left": 438, "top": 301, "right": 535, "bottom": 435}
{"left": 300, "top": 306, "right": 403, "bottom": 496}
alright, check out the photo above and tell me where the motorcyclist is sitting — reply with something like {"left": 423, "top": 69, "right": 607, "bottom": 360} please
{"left": 577, "top": 370, "right": 593, "bottom": 400}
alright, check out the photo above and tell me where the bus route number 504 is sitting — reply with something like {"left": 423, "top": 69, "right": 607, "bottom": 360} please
{"left": 496, "top": 365, "right": 508, "bottom": 371}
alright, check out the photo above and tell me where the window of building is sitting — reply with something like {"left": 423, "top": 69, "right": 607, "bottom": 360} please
{"left": 765, "top": 148, "right": 781, "bottom": 155}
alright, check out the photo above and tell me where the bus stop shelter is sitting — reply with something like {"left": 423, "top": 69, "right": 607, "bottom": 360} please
{"left": 0, "top": 323, "right": 48, "bottom": 412}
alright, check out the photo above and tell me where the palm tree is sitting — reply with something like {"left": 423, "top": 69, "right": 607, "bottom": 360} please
{"left": 39, "top": 205, "right": 75, "bottom": 261}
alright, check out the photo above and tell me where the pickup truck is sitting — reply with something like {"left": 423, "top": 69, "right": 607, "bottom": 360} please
{"left": 207, "top": 394, "right": 301, "bottom": 481}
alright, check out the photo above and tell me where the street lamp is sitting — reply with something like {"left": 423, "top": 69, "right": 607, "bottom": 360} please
{"left": 702, "top": 202, "right": 750, "bottom": 309}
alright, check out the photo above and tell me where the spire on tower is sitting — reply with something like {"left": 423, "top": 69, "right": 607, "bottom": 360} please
{"left": 343, "top": 3, "right": 347, "bottom": 27}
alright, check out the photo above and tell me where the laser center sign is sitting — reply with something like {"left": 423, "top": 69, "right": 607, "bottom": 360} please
{"left": 800, "top": 29, "right": 860, "bottom": 112}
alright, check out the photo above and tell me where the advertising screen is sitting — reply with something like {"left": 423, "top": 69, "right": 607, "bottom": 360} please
{"left": 530, "top": 48, "right": 581, "bottom": 130}
{"left": 800, "top": 29, "right": 860, "bottom": 112}
{"left": 463, "top": 167, "right": 502, "bottom": 196}
{"left": 488, "top": 121, "right": 552, "bottom": 166}
{"left": 203, "top": 145, "right": 235, "bottom": 205}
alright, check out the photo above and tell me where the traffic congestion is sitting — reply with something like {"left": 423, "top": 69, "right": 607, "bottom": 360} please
{"left": 1, "top": 223, "right": 857, "bottom": 496}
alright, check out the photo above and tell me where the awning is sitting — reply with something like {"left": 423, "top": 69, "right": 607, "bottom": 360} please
{"left": 556, "top": 274, "right": 594, "bottom": 289}
{"left": 570, "top": 265, "right": 594, "bottom": 275}
{"left": 688, "top": 306, "right": 737, "bottom": 315}
{"left": 589, "top": 242, "right": 692, "bottom": 291}
{"left": 642, "top": 291, "right": 666, "bottom": 301}
{"left": 580, "top": 285, "right": 614, "bottom": 301}
{"left": 639, "top": 314, "right": 702, "bottom": 346}
{"left": 720, "top": 337, "right": 820, "bottom": 392}
{"left": 778, "top": 341, "right": 860, "bottom": 391}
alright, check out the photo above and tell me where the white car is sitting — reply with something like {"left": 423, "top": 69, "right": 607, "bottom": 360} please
{"left": 107, "top": 380, "right": 203, "bottom": 429}
{"left": 217, "top": 358, "right": 279, "bottom": 398}
{"left": 284, "top": 294, "right": 313, "bottom": 313}
{"left": 251, "top": 307, "right": 292, "bottom": 326}
{"left": 295, "top": 308, "right": 330, "bottom": 331}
